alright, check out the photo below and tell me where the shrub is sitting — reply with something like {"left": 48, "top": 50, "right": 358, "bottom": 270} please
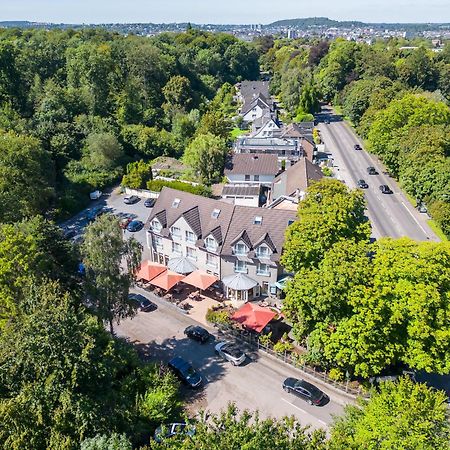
{"left": 147, "top": 179, "right": 212, "bottom": 197}
{"left": 322, "top": 166, "right": 333, "bottom": 177}
{"left": 329, "top": 367, "right": 345, "bottom": 382}
{"left": 205, "top": 308, "right": 231, "bottom": 325}
{"left": 258, "top": 332, "right": 273, "bottom": 347}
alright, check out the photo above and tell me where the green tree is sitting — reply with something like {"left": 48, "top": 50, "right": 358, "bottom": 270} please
{"left": 298, "top": 82, "right": 320, "bottom": 115}
{"left": 121, "top": 160, "right": 153, "bottom": 189}
{"left": 85, "top": 132, "right": 124, "bottom": 171}
{"left": 281, "top": 179, "right": 370, "bottom": 272}
{"left": 183, "top": 133, "right": 228, "bottom": 184}
{"left": 162, "top": 75, "right": 193, "bottom": 111}
{"left": 81, "top": 214, "right": 142, "bottom": 334}
{"left": 81, "top": 433, "right": 132, "bottom": 450}
{"left": 196, "top": 110, "right": 232, "bottom": 140}
{"left": 330, "top": 377, "right": 450, "bottom": 450}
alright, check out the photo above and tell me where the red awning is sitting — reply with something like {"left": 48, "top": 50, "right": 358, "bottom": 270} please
{"left": 136, "top": 260, "right": 167, "bottom": 281}
{"left": 231, "top": 303, "right": 277, "bottom": 333}
{"left": 182, "top": 270, "right": 217, "bottom": 290}
{"left": 150, "top": 270, "right": 185, "bottom": 291}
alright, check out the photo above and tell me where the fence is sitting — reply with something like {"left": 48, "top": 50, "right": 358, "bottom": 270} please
{"left": 124, "top": 187, "right": 159, "bottom": 199}
{"left": 217, "top": 324, "right": 368, "bottom": 399}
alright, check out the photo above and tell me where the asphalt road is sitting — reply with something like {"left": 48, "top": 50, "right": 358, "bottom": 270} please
{"left": 115, "top": 291, "right": 346, "bottom": 431}
{"left": 317, "top": 107, "right": 439, "bottom": 242}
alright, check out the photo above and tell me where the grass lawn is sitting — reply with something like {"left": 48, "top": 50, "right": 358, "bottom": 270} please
{"left": 230, "top": 127, "right": 249, "bottom": 139}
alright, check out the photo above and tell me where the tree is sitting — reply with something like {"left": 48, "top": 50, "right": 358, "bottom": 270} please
{"left": 81, "top": 433, "right": 132, "bottom": 450}
{"left": 298, "top": 82, "right": 320, "bottom": 115}
{"left": 281, "top": 179, "right": 370, "bottom": 272}
{"left": 85, "top": 132, "right": 124, "bottom": 171}
{"left": 121, "top": 160, "right": 153, "bottom": 189}
{"left": 81, "top": 214, "right": 142, "bottom": 334}
{"left": 196, "top": 110, "right": 232, "bottom": 140}
{"left": 183, "top": 133, "right": 228, "bottom": 184}
{"left": 162, "top": 75, "right": 193, "bottom": 111}
{"left": 330, "top": 377, "right": 450, "bottom": 450}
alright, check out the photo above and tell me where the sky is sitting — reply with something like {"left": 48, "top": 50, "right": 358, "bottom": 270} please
{"left": 1, "top": 0, "right": 449, "bottom": 24}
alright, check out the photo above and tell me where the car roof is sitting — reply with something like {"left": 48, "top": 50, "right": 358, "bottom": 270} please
{"left": 296, "top": 379, "right": 323, "bottom": 397}
{"left": 169, "top": 356, "right": 191, "bottom": 370}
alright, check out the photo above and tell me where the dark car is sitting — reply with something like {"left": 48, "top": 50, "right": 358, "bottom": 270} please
{"left": 63, "top": 228, "right": 76, "bottom": 240}
{"left": 87, "top": 206, "right": 105, "bottom": 222}
{"left": 417, "top": 203, "right": 428, "bottom": 213}
{"left": 379, "top": 185, "right": 393, "bottom": 194}
{"left": 354, "top": 144, "right": 362, "bottom": 150}
{"left": 126, "top": 220, "right": 144, "bottom": 232}
{"left": 144, "top": 198, "right": 156, "bottom": 208}
{"left": 324, "top": 118, "right": 330, "bottom": 124}
{"left": 366, "top": 166, "right": 378, "bottom": 175}
{"left": 282, "top": 378, "right": 327, "bottom": 406}
{"left": 154, "top": 423, "right": 196, "bottom": 443}
{"left": 123, "top": 195, "right": 140, "bottom": 204}
{"left": 184, "top": 325, "right": 210, "bottom": 343}
{"left": 129, "top": 293, "right": 157, "bottom": 312}
{"left": 357, "top": 179, "right": 368, "bottom": 189}
{"left": 168, "top": 357, "right": 202, "bottom": 388}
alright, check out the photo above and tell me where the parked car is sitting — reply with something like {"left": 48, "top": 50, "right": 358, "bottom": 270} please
{"left": 128, "top": 293, "right": 157, "bottom": 312}
{"left": 63, "top": 228, "right": 76, "bottom": 240}
{"left": 282, "top": 378, "right": 327, "bottom": 406}
{"left": 357, "top": 179, "right": 368, "bottom": 189}
{"left": 366, "top": 166, "right": 378, "bottom": 175}
{"left": 184, "top": 325, "right": 210, "bottom": 343}
{"left": 215, "top": 341, "right": 246, "bottom": 366}
{"left": 379, "top": 185, "right": 393, "bottom": 194}
{"left": 144, "top": 198, "right": 156, "bottom": 208}
{"left": 168, "top": 356, "right": 202, "bottom": 388}
{"left": 417, "top": 203, "right": 428, "bottom": 213}
{"left": 324, "top": 118, "right": 330, "bottom": 124}
{"left": 354, "top": 144, "right": 362, "bottom": 150}
{"left": 123, "top": 195, "right": 140, "bottom": 204}
{"left": 154, "top": 423, "right": 196, "bottom": 443}
{"left": 119, "top": 217, "right": 133, "bottom": 229}
{"left": 87, "top": 206, "right": 105, "bottom": 222}
{"left": 126, "top": 220, "right": 144, "bottom": 232}
{"left": 89, "top": 190, "right": 102, "bottom": 200}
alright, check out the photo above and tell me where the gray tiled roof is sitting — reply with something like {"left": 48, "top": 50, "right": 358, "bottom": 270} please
{"left": 222, "top": 185, "right": 261, "bottom": 197}
{"left": 241, "top": 95, "right": 272, "bottom": 116}
{"left": 224, "top": 153, "right": 279, "bottom": 176}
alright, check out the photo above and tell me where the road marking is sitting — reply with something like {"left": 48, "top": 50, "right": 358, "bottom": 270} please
{"left": 281, "top": 398, "right": 328, "bottom": 427}
{"left": 400, "top": 201, "right": 429, "bottom": 237}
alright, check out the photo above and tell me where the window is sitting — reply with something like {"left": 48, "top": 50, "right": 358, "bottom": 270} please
{"left": 171, "top": 226, "right": 181, "bottom": 239}
{"left": 257, "top": 263, "right": 270, "bottom": 276}
{"left": 151, "top": 219, "right": 162, "bottom": 233}
{"left": 205, "top": 236, "right": 217, "bottom": 251}
{"left": 154, "top": 235, "right": 163, "bottom": 250}
{"left": 206, "top": 253, "right": 217, "bottom": 268}
{"left": 172, "top": 242, "right": 181, "bottom": 255}
{"left": 186, "top": 247, "right": 197, "bottom": 261}
{"left": 172, "top": 198, "right": 180, "bottom": 208}
{"left": 234, "top": 260, "right": 247, "bottom": 273}
{"left": 288, "top": 219, "right": 295, "bottom": 226}
{"left": 185, "top": 230, "right": 196, "bottom": 243}
{"left": 256, "top": 245, "right": 270, "bottom": 258}
{"left": 211, "top": 208, "right": 221, "bottom": 219}
{"left": 234, "top": 242, "right": 248, "bottom": 256}
{"left": 254, "top": 216, "right": 263, "bottom": 225}
{"left": 254, "top": 175, "right": 260, "bottom": 181}
{"left": 262, "top": 281, "right": 269, "bottom": 295}
{"left": 245, "top": 175, "right": 250, "bottom": 181}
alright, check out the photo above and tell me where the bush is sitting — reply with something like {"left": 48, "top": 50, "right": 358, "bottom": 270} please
{"left": 146, "top": 179, "right": 212, "bottom": 197}
{"left": 206, "top": 308, "right": 231, "bottom": 325}
{"left": 322, "top": 166, "right": 333, "bottom": 177}
{"left": 121, "top": 160, "right": 153, "bottom": 189}
{"left": 313, "top": 128, "right": 321, "bottom": 144}
{"left": 273, "top": 333, "right": 294, "bottom": 354}
{"left": 429, "top": 200, "right": 450, "bottom": 238}
{"left": 328, "top": 367, "right": 345, "bottom": 382}
{"left": 258, "top": 332, "right": 273, "bottom": 347}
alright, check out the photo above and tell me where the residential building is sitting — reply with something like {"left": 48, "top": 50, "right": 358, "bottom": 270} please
{"left": 224, "top": 153, "right": 279, "bottom": 186}
{"left": 221, "top": 184, "right": 261, "bottom": 207}
{"left": 240, "top": 93, "right": 273, "bottom": 124}
{"left": 251, "top": 115, "right": 281, "bottom": 137}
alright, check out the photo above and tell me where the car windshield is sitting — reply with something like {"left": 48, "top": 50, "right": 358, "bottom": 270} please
{"left": 223, "top": 345, "right": 242, "bottom": 358}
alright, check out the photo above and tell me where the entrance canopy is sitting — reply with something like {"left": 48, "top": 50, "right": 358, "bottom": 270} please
{"left": 182, "top": 270, "right": 217, "bottom": 290}
{"left": 136, "top": 260, "right": 167, "bottom": 282}
{"left": 231, "top": 303, "right": 277, "bottom": 333}
{"left": 150, "top": 270, "right": 185, "bottom": 291}
{"left": 222, "top": 273, "right": 258, "bottom": 291}
{"left": 167, "top": 256, "right": 198, "bottom": 274}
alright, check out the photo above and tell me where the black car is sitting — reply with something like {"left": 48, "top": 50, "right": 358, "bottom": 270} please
{"left": 357, "top": 179, "right": 368, "bottom": 189}
{"left": 126, "top": 220, "right": 144, "bottom": 232}
{"left": 168, "top": 357, "right": 202, "bottom": 388}
{"left": 282, "top": 378, "right": 327, "bottom": 406}
{"left": 366, "top": 166, "right": 378, "bottom": 175}
{"left": 379, "top": 185, "right": 393, "bottom": 194}
{"left": 129, "top": 293, "right": 157, "bottom": 312}
{"left": 354, "top": 144, "right": 362, "bottom": 150}
{"left": 123, "top": 195, "right": 140, "bottom": 204}
{"left": 184, "top": 325, "right": 210, "bottom": 343}
{"left": 144, "top": 198, "right": 156, "bottom": 208}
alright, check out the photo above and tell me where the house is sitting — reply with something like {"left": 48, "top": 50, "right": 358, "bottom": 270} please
{"left": 237, "top": 80, "right": 270, "bottom": 106}
{"left": 221, "top": 184, "right": 261, "bottom": 207}
{"left": 251, "top": 115, "right": 281, "bottom": 138}
{"left": 224, "top": 153, "right": 279, "bottom": 186}
{"left": 269, "top": 158, "right": 323, "bottom": 204}
{"left": 241, "top": 93, "right": 273, "bottom": 124}
{"left": 145, "top": 187, "right": 295, "bottom": 302}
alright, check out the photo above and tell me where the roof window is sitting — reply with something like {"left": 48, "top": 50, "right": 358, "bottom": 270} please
{"left": 211, "top": 208, "right": 221, "bottom": 219}
{"left": 254, "top": 216, "right": 263, "bottom": 225}
{"left": 172, "top": 198, "right": 180, "bottom": 208}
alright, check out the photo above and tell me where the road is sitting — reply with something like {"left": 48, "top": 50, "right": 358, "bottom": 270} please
{"left": 317, "top": 107, "right": 439, "bottom": 242}
{"left": 115, "top": 291, "right": 346, "bottom": 431}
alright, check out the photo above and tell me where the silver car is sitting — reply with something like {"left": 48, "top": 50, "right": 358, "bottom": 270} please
{"left": 215, "top": 341, "right": 246, "bottom": 366}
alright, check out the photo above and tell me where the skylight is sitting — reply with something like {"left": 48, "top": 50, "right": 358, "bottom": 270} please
{"left": 211, "top": 208, "right": 221, "bottom": 219}
{"left": 254, "top": 216, "right": 263, "bottom": 225}
{"left": 172, "top": 198, "right": 180, "bottom": 208}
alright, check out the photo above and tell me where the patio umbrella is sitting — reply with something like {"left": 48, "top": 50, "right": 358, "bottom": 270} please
{"left": 231, "top": 303, "right": 277, "bottom": 333}
{"left": 222, "top": 273, "right": 258, "bottom": 291}
{"left": 182, "top": 270, "right": 217, "bottom": 290}
{"left": 136, "top": 260, "right": 167, "bottom": 281}
{"left": 167, "top": 256, "right": 197, "bottom": 274}
{"left": 150, "top": 270, "right": 185, "bottom": 291}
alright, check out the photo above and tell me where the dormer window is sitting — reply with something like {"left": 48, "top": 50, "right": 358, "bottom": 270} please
{"left": 256, "top": 244, "right": 270, "bottom": 258}
{"left": 234, "top": 242, "right": 248, "bottom": 256}
{"left": 205, "top": 236, "right": 217, "bottom": 252}
{"left": 151, "top": 219, "right": 162, "bottom": 233}
{"left": 172, "top": 198, "right": 180, "bottom": 208}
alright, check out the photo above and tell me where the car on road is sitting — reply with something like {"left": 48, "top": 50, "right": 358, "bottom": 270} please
{"left": 282, "top": 378, "right": 327, "bottom": 406}
{"left": 366, "top": 166, "right": 378, "bottom": 175}
{"left": 129, "top": 293, "right": 157, "bottom": 312}
{"left": 126, "top": 220, "right": 144, "bottom": 232}
{"left": 168, "top": 356, "right": 202, "bottom": 388}
{"left": 144, "top": 198, "right": 156, "bottom": 208}
{"left": 154, "top": 423, "right": 196, "bottom": 443}
{"left": 215, "top": 341, "right": 246, "bottom": 366}
{"left": 119, "top": 216, "right": 132, "bottom": 229}
{"left": 184, "top": 325, "right": 210, "bottom": 343}
{"left": 324, "top": 118, "right": 330, "bottom": 124}
{"left": 123, "top": 195, "right": 140, "bottom": 204}
{"left": 63, "top": 228, "right": 77, "bottom": 240}
{"left": 417, "top": 203, "right": 428, "bottom": 213}
{"left": 354, "top": 144, "right": 362, "bottom": 150}
{"left": 357, "top": 179, "right": 368, "bottom": 189}
{"left": 379, "top": 185, "right": 393, "bottom": 194}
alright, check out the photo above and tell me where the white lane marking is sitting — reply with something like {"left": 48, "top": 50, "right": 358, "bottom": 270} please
{"left": 400, "top": 201, "right": 429, "bottom": 236}
{"left": 281, "top": 398, "right": 328, "bottom": 427}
